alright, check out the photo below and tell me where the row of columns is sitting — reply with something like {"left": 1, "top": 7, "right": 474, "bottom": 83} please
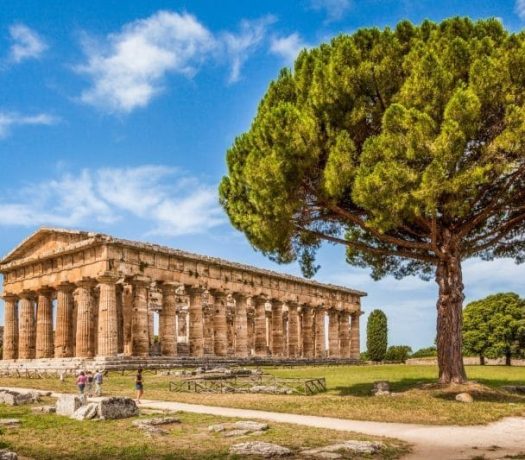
{"left": 2, "top": 276, "right": 361, "bottom": 360}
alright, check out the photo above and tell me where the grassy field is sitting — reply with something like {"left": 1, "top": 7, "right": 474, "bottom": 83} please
{"left": 1, "top": 364, "right": 524, "bottom": 426}
{"left": 0, "top": 398, "right": 407, "bottom": 459}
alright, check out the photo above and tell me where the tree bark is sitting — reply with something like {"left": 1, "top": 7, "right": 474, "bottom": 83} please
{"left": 435, "top": 245, "right": 468, "bottom": 384}
{"left": 505, "top": 351, "right": 512, "bottom": 366}
{"left": 480, "top": 355, "right": 485, "bottom": 366}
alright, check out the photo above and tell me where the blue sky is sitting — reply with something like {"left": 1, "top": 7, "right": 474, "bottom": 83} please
{"left": 1, "top": 0, "right": 525, "bottom": 350}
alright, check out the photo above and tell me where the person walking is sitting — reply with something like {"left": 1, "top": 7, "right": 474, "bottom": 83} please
{"left": 135, "top": 368, "right": 144, "bottom": 404}
{"left": 76, "top": 371, "right": 87, "bottom": 395}
{"left": 86, "top": 371, "right": 94, "bottom": 396}
{"left": 94, "top": 370, "right": 104, "bottom": 396}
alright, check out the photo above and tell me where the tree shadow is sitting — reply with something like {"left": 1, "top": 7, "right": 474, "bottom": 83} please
{"left": 334, "top": 377, "right": 436, "bottom": 396}
{"left": 434, "top": 390, "right": 525, "bottom": 404}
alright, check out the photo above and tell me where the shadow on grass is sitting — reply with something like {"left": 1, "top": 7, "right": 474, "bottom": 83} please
{"left": 334, "top": 377, "right": 436, "bottom": 396}
{"left": 434, "top": 391, "right": 525, "bottom": 404}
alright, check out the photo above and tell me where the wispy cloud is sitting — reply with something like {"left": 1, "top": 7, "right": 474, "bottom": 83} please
{"left": 516, "top": 0, "right": 525, "bottom": 20}
{"left": 8, "top": 24, "right": 47, "bottom": 63}
{"left": 221, "top": 15, "right": 276, "bottom": 83}
{"left": 0, "top": 112, "right": 58, "bottom": 138}
{"left": 310, "top": 0, "right": 351, "bottom": 22}
{"left": 0, "top": 165, "right": 225, "bottom": 236}
{"left": 77, "top": 11, "right": 278, "bottom": 112}
{"left": 77, "top": 11, "right": 216, "bottom": 113}
{"left": 270, "top": 33, "right": 308, "bottom": 65}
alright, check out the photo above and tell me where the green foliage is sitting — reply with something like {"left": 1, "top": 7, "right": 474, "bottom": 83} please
{"left": 411, "top": 346, "right": 437, "bottom": 358}
{"left": 367, "top": 309, "right": 388, "bottom": 361}
{"left": 360, "top": 350, "right": 369, "bottom": 361}
{"left": 385, "top": 345, "right": 413, "bottom": 362}
{"left": 463, "top": 292, "right": 525, "bottom": 363}
{"left": 219, "top": 17, "right": 525, "bottom": 280}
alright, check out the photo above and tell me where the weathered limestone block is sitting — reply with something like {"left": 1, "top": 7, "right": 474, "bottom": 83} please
{"left": 455, "top": 392, "right": 474, "bottom": 403}
{"left": 301, "top": 440, "right": 384, "bottom": 457}
{"left": 97, "top": 397, "right": 138, "bottom": 419}
{"left": 0, "top": 449, "right": 18, "bottom": 460}
{"left": 132, "top": 417, "right": 180, "bottom": 436}
{"left": 71, "top": 402, "right": 98, "bottom": 421}
{"left": 229, "top": 442, "right": 292, "bottom": 457}
{"left": 56, "top": 394, "right": 83, "bottom": 416}
{"left": 0, "top": 390, "right": 33, "bottom": 406}
{"left": 0, "top": 419, "right": 21, "bottom": 427}
{"left": 372, "top": 381, "right": 390, "bottom": 396}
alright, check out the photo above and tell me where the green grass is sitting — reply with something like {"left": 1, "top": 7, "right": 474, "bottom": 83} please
{"left": 0, "top": 400, "right": 407, "bottom": 459}
{"left": 2, "top": 364, "right": 524, "bottom": 426}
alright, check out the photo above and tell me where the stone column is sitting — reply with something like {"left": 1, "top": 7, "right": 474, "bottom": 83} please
{"left": 116, "top": 284, "right": 124, "bottom": 354}
{"left": 177, "top": 304, "right": 187, "bottom": 343}
{"left": 287, "top": 303, "right": 299, "bottom": 358}
{"left": 75, "top": 279, "right": 96, "bottom": 358}
{"left": 188, "top": 287, "right": 205, "bottom": 357}
{"left": 211, "top": 290, "right": 228, "bottom": 357}
{"left": 314, "top": 307, "right": 325, "bottom": 358}
{"left": 2, "top": 294, "right": 18, "bottom": 359}
{"left": 131, "top": 276, "right": 150, "bottom": 357}
{"left": 122, "top": 284, "right": 133, "bottom": 355}
{"left": 350, "top": 311, "right": 361, "bottom": 359}
{"left": 271, "top": 300, "right": 284, "bottom": 357}
{"left": 253, "top": 296, "right": 267, "bottom": 356}
{"left": 328, "top": 309, "right": 340, "bottom": 357}
{"left": 160, "top": 283, "right": 178, "bottom": 356}
{"left": 233, "top": 293, "right": 248, "bottom": 358}
{"left": 55, "top": 283, "right": 75, "bottom": 357}
{"left": 339, "top": 311, "right": 351, "bottom": 358}
{"left": 35, "top": 288, "right": 54, "bottom": 359}
{"left": 148, "top": 309, "right": 154, "bottom": 348}
{"left": 227, "top": 300, "right": 235, "bottom": 356}
{"left": 18, "top": 293, "right": 36, "bottom": 359}
{"left": 202, "top": 291, "right": 214, "bottom": 356}
{"left": 301, "top": 305, "right": 314, "bottom": 358}
{"left": 97, "top": 273, "right": 119, "bottom": 357}
{"left": 247, "top": 301, "right": 256, "bottom": 356}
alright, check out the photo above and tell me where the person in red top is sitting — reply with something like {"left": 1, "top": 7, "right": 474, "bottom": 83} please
{"left": 76, "top": 371, "right": 87, "bottom": 395}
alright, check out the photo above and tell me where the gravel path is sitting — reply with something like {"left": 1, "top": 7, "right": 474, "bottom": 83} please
{"left": 4, "top": 386, "right": 525, "bottom": 459}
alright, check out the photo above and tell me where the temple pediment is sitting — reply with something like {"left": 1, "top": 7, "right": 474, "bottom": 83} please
{"left": 1, "top": 228, "right": 94, "bottom": 264}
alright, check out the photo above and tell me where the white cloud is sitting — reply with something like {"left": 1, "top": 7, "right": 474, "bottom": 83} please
{"left": 8, "top": 24, "right": 47, "bottom": 63}
{"left": 310, "top": 0, "right": 351, "bottom": 22}
{"left": 77, "top": 11, "right": 216, "bottom": 113}
{"left": 77, "top": 11, "right": 277, "bottom": 112}
{"left": 516, "top": 0, "right": 525, "bottom": 20}
{"left": 0, "top": 165, "right": 225, "bottom": 237}
{"left": 0, "top": 112, "right": 58, "bottom": 138}
{"left": 270, "top": 33, "right": 308, "bottom": 65}
{"left": 221, "top": 15, "right": 276, "bottom": 83}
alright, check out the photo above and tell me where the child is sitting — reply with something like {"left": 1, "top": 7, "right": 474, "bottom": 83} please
{"left": 135, "top": 368, "right": 144, "bottom": 404}
{"left": 76, "top": 371, "right": 87, "bottom": 395}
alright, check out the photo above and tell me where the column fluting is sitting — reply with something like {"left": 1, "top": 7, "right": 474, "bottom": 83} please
{"left": 271, "top": 300, "right": 284, "bottom": 357}
{"left": 131, "top": 277, "right": 150, "bottom": 357}
{"left": 253, "top": 296, "right": 267, "bottom": 356}
{"left": 18, "top": 293, "right": 35, "bottom": 359}
{"left": 160, "top": 283, "right": 178, "bottom": 356}
{"left": 97, "top": 273, "right": 119, "bottom": 357}
{"left": 233, "top": 293, "right": 248, "bottom": 358}
{"left": 301, "top": 305, "right": 314, "bottom": 358}
{"left": 328, "top": 309, "right": 340, "bottom": 357}
{"left": 75, "top": 279, "right": 96, "bottom": 358}
{"left": 339, "top": 311, "right": 351, "bottom": 358}
{"left": 287, "top": 303, "right": 299, "bottom": 358}
{"left": 188, "top": 286, "right": 205, "bottom": 357}
{"left": 55, "top": 283, "right": 75, "bottom": 358}
{"left": 350, "top": 311, "right": 361, "bottom": 359}
{"left": 212, "top": 290, "right": 228, "bottom": 357}
{"left": 2, "top": 294, "right": 18, "bottom": 359}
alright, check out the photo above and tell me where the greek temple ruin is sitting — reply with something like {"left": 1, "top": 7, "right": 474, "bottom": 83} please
{"left": 0, "top": 228, "right": 365, "bottom": 369}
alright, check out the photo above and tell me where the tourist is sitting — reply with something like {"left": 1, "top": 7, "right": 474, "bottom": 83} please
{"left": 94, "top": 369, "right": 104, "bottom": 396}
{"left": 135, "top": 368, "right": 144, "bottom": 404}
{"left": 86, "top": 371, "right": 94, "bottom": 396}
{"left": 76, "top": 371, "right": 87, "bottom": 395}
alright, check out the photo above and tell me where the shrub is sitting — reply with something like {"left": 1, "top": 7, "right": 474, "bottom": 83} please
{"left": 366, "top": 309, "right": 388, "bottom": 361}
{"left": 411, "top": 346, "right": 437, "bottom": 358}
{"left": 385, "top": 345, "right": 412, "bottom": 362}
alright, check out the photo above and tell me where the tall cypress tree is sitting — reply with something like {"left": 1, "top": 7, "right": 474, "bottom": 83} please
{"left": 367, "top": 309, "right": 388, "bottom": 361}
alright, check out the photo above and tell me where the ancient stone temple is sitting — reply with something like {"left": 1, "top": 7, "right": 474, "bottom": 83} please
{"left": 0, "top": 228, "right": 365, "bottom": 368}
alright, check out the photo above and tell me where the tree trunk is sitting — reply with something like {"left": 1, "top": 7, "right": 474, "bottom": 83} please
{"left": 435, "top": 244, "right": 467, "bottom": 384}
{"left": 480, "top": 355, "right": 485, "bottom": 366}
{"left": 505, "top": 351, "right": 511, "bottom": 366}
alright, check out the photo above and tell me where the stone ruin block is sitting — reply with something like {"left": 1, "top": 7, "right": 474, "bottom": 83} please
{"left": 0, "top": 390, "right": 33, "bottom": 406}
{"left": 97, "top": 397, "right": 138, "bottom": 420}
{"left": 56, "top": 395, "right": 83, "bottom": 416}
{"left": 0, "top": 449, "right": 17, "bottom": 460}
{"left": 71, "top": 403, "right": 99, "bottom": 421}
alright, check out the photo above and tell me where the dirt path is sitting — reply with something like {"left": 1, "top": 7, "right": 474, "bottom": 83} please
{"left": 4, "top": 386, "right": 525, "bottom": 459}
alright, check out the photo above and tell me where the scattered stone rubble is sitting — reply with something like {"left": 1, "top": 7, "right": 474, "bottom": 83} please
{"left": 55, "top": 394, "right": 138, "bottom": 420}
{"left": 0, "top": 419, "right": 20, "bottom": 427}
{"left": 0, "top": 390, "right": 37, "bottom": 406}
{"left": 0, "top": 449, "right": 17, "bottom": 460}
{"left": 372, "top": 381, "right": 391, "bottom": 396}
{"left": 229, "top": 441, "right": 292, "bottom": 457}
{"left": 31, "top": 405, "right": 56, "bottom": 414}
{"left": 301, "top": 440, "right": 385, "bottom": 458}
{"left": 132, "top": 417, "right": 181, "bottom": 436}
{"left": 209, "top": 420, "right": 268, "bottom": 437}
{"left": 455, "top": 392, "right": 474, "bottom": 403}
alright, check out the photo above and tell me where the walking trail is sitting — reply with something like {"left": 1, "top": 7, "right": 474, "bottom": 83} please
{"left": 3, "top": 386, "right": 525, "bottom": 459}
